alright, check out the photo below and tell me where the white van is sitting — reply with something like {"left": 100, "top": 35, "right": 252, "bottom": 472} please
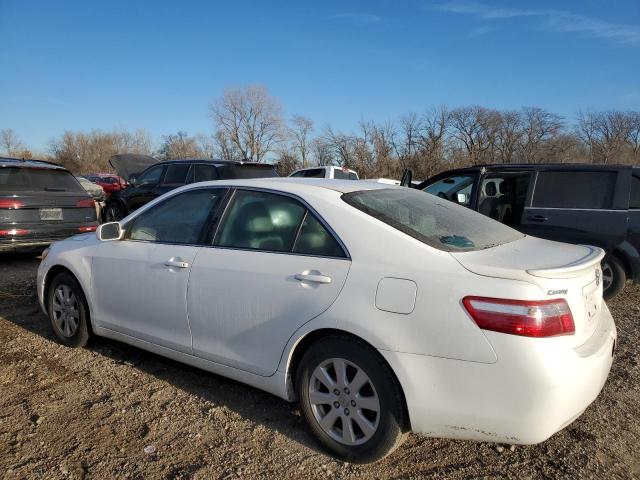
{"left": 289, "top": 166, "right": 359, "bottom": 180}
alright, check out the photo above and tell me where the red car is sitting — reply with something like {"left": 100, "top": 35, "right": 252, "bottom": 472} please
{"left": 84, "top": 173, "right": 127, "bottom": 197}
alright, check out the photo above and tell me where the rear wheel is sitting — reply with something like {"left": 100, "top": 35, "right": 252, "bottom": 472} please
{"left": 296, "top": 335, "right": 407, "bottom": 463}
{"left": 602, "top": 255, "right": 625, "bottom": 300}
{"left": 47, "top": 272, "right": 91, "bottom": 347}
{"left": 104, "top": 202, "right": 125, "bottom": 222}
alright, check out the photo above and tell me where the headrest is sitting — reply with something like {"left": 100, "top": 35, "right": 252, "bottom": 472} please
{"left": 499, "top": 181, "right": 508, "bottom": 194}
{"left": 485, "top": 181, "right": 497, "bottom": 197}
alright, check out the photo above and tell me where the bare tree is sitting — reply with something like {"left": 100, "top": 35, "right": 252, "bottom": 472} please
{"left": 0, "top": 128, "right": 26, "bottom": 156}
{"left": 577, "top": 110, "right": 631, "bottom": 164}
{"left": 449, "top": 106, "right": 495, "bottom": 165}
{"left": 519, "top": 108, "right": 564, "bottom": 163}
{"left": 209, "top": 85, "right": 284, "bottom": 162}
{"left": 495, "top": 111, "right": 523, "bottom": 163}
{"left": 158, "top": 131, "right": 202, "bottom": 160}
{"left": 323, "top": 126, "right": 355, "bottom": 168}
{"left": 628, "top": 111, "right": 640, "bottom": 162}
{"left": 290, "top": 115, "right": 314, "bottom": 168}
{"left": 311, "top": 138, "right": 333, "bottom": 166}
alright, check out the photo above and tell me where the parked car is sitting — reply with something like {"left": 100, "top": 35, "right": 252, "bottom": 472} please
{"left": 84, "top": 173, "right": 127, "bottom": 197}
{"left": 290, "top": 166, "right": 359, "bottom": 180}
{"left": 75, "top": 176, "right": 106, "bottom": 220}
{"left": 103, "top": 157, "right": 279, "bottom": 221}
{"left": 37, "top": 179, "right": 615, "bottom": 463}
{"left": 419, "top": 164, "right": 640, "bottom": 300}
{"left": 0, "top": 157, "right": 98, "bottom": 252}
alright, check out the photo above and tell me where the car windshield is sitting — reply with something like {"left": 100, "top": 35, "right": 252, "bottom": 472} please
{"left": 0, "top": 167, "right": 85, "bottom": 193}
{"left": 342, "top": 187, "right": 524, "bottom": 252}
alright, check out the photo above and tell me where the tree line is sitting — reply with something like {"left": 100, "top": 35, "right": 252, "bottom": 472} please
{"left": 1, "top": 85, "right": 639, "bottom": 180}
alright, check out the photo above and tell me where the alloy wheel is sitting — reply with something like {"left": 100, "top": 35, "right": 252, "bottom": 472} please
{"left": 51, "top": 285, "right": 80, "bottom": 337}
{"left": 602, "top": 261, "right": 613, "bottom": 292}
{"left": 308, "top": 358, "right": 380, "bottom": 446}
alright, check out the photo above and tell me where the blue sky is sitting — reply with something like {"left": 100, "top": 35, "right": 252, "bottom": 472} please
{"left": 1, "top": 0, "right": 639, "bottom": 152}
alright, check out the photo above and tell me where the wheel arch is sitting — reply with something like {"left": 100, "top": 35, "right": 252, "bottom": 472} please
{"left": 43, "top": 265, "right": 93, "bottom": 334}
{"left": 286, "top": 328, "right": 411, "bottom": 430}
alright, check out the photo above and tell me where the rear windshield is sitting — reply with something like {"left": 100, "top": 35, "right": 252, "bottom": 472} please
{"left": 232, "top": 165, "right": 279, "bottom": 179}
{"left": 0, "top": 167, "right": 84, "bottom": 193}
{"left": 342, "top": 188, "right": 524, "bottom": 252}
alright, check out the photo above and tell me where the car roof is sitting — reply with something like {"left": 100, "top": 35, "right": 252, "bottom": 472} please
{"left": 195, "top": 177, "right": 392, "bottom": 194}
{"left": 162, "top": 159, "right": 275, "bottom": 168}
{"left": 441, "top": 163, "right": 631, "bottom": 173}
{"left": 0, "top": 156, "right": 67, "bottom": 170}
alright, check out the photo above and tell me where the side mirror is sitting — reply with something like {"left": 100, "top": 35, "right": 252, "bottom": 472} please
{"left": 456, "top": 193, "right": 469, "bottom": 204}
{"left": 96, "top": 222, "right": 123, "bottom": 241}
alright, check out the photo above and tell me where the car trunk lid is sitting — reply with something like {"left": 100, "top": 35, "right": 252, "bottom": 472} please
{"left": 451, "top": 236, "right": 605, "bottom": 346}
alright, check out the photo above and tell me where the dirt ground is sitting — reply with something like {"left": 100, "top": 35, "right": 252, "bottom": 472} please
{"left": 0, "top": 253, "right": 638, "bottom": 480}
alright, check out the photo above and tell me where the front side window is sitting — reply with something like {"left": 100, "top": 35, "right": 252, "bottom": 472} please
{"left": 334, "top": 169, "right": 359, "bottom": 180}
{"left": 532, "top": 171, "right": 617, "bottom": 209}
{"left": 163, "top": 164, "right": 191, "bottom": 185}
{"left": 126, "top": 188, "right": 224, "bottom": 244}
{"left": 423, "top": 174, "right": 475, "bottom": 207}
{"left": 215, "top": 190, "right": 306, "bottom": 252}
{"left": 136, "top": 165, "right": 164, "bottom": 186}
{"left": 631, "top": 174, "right": 640, "bottom": 209}
{"left": 343, "top": 188, "right": 523, "bottom": 252}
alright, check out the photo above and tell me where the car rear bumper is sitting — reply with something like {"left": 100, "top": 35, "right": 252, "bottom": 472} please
{"left": 0, "top": 223, "right": 98, "bottom": 252}
{"left": 381, "top": 303, "right": 616, "bottom": 444}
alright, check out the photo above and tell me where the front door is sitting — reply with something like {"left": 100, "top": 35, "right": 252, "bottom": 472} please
{"left": 188, "top": 189, "right": 351, "bottom": 376}
{"left": 91, "top": 187, "right": 226, "bottom": 352}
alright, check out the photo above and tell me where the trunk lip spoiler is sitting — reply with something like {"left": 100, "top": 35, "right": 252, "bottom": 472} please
{"left": 526, "top": 245, "right": 605, "bottom": 279}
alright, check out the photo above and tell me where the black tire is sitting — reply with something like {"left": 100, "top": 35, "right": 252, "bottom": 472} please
{"left": 47, "top": 272, "right": 91, "bottom": 347}
{"left": 602, "top": 255, "right": 626, "bottom": 301}
{"left": 104, "top": 202, "right": 125, "bottom": 222}
{"left": 295, "top": 335, "right": 407, "bottom": 463}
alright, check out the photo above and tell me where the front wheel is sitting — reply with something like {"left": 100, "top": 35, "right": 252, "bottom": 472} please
{"left": 602, "top": 255, "right": 626, "bottom": 300}
{"left": 104, "top": 202, "right": 125, "bottom": 222}
{"left": 47, "top": 272, "right": 91, "bottom": 347}
{"left": 296, "top": 336, "right": 407, "bottom": 463}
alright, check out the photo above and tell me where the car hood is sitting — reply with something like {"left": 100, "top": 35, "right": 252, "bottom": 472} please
{"left": 109, "top": 154, "right": 158, "bottom": 181}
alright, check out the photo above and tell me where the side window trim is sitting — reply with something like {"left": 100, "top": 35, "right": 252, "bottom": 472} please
{"left": 209, "top": 187, "right": 350, "bottom": 259}
{"left": 122, "top": 186, "right": 228, "bottom": 246}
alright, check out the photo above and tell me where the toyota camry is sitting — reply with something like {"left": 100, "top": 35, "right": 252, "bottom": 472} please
{"left": 37, "top": 178, "right": 616, "bottom": 463}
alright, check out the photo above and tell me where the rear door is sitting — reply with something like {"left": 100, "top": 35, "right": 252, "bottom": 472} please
{"left": 187, "top": 188, "right": 350, "bottom": 376}
{"left": 521, "top": 169, "right": 629, "bottom": 251}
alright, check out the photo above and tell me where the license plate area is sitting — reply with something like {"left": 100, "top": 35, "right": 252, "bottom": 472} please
{"left": 39, "top": 208, "right": 63, "bottom": 221}
{"left": 582, "top": 279, "right": 599, "bottom": 324}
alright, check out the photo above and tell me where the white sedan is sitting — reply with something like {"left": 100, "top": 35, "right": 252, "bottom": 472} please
{"left": 37, "top": 178, "right": 616, "bottom": 463}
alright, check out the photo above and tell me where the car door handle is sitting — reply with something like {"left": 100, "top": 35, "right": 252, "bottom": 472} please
{"left": 526, "top": 214, "right": 548, "bottom": 222}
{"left": 164, "top": 259, "right": 190, "bottom": 269}
{"left": 294, "top": 273, "right": 332, "bottom": 284}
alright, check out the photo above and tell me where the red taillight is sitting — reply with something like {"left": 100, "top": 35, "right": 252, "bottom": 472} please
{"left": 0, "top": 199, "right": 24, "bottom": 209}
{"left": 78, "top": 225, "right": 97, "bottom": 232}
{"left": 76, "top": 198, "right": 95, "bottom": 208}
{"left": 462, "top": 296, "right": 575, "bottom": 338}
{"left": 0, "top": 229, "right": 29, "bottom": 236}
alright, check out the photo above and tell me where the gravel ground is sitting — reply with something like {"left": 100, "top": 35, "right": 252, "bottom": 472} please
{"left": 0, "top": 253, "right": 638, "bottom": 479}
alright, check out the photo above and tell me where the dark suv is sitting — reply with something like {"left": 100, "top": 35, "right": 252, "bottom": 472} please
{"left": 104, "top": 158, "right": 278, "bottom": 221}
{"left": 419, "top": 164, "right": 640, "bottom": 299}
{"left": 0, "top": 157, "right": 98, "bottom": 252}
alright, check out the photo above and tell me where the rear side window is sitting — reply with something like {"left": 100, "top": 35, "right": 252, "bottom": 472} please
{"left": 631, "top": 175, "right": 640, "bottom": 209}
{"left": 232, "top": 165, "right": 279, "bottom": 179}
{"left": 0, "top": 167, "right": 84, "bottom": 192}
{"left": 293, "top": 212, "right": 345, "bottom": 257}
{"left": 163, "top": 164, "right": 191, "bottom": 185}
{"left": 194, "top": 164, "right": 218, "bottom": 182}
{"left": 127, "top": 189, "right": 224, "bottom": 244}
{"left": 343, "top": 188, "right": 524, "bottom": 252}
{"left": 532, "top": 171, "right": 617, "bottom": 209}
{"left": 303, "top": 168, "right": 325, "bottom": 178}
{"left": 334, "top": 169, "right": 358, "bottom": 180}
